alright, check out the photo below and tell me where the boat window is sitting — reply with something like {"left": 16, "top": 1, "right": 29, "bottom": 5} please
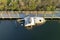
{"left": 25, "top": 17, "right": 31, "bottom": 25}
{"left": 28, "top": 17, "right": 31, "bottom": 23}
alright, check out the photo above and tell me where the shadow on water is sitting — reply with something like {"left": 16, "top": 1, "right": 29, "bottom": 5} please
{"left": 0, "top": 20, "right": 60, "bottom": 40}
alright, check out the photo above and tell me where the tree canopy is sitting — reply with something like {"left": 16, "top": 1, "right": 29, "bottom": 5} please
{"left": 0, "top": 0, "right": 58, "bottom": 11}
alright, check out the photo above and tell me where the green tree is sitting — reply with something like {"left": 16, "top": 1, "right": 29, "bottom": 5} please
{"left": 7, "top": 0, "right": 18, "bottom": 11}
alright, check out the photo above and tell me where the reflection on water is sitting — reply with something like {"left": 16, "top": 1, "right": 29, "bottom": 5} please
{"left": 0, "top": 20, "right": 60, "bottom": 40}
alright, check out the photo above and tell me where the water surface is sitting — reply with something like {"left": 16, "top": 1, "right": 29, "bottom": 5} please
{"left": 0, "top": 20, "right": 60, "bottom": 40}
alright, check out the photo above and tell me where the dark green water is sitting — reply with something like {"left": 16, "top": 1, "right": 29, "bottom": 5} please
{"left": 0, "top": 20, "right": 60, "bottom": 40}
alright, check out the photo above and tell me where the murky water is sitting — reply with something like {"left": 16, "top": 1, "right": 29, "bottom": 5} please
{"left": 0, "top": 20, "right": 60, "bottom": 40}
